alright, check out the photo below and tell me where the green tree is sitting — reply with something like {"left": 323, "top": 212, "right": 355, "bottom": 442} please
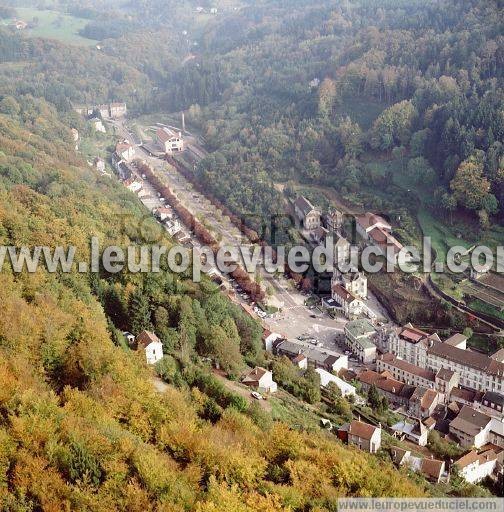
{"left": 450, "top": 155, "right": 491, "bottom": 211}
{"left": 129, "top": 288, "right": 152, "bottom": 334}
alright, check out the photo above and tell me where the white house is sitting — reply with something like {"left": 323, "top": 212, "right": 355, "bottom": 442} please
{"left": 154, "top": 207, "right": 173, "bottom": 222}
{"left": 242, "top": 367, "right": 277, "bottom": 393}
{"left": 124, "top": 177, "right": 143, "bottom": 194}
{"left": 115, "top": 140, "right": 136, "bottom": 162}
{"left": 165, "top": 219, "right": 182, "bottom": 236}
{"left": 94, "top": 157, "right": 105, "bottom": 173}
{"left": 157, "top": 127, "right": 184, "bottom": 154}
{"left": 391, "top": 419, "right": 429, "bottom": 446}
{"left": 136, "top": 330, "right": 164, "bottom": 365}
{"left": 449, "top": 406, "right": 493, "bottom": 448}
{"left": 339, "top": 420, "right": 381, "bottom": 453}
{"left": 331, "top": 284, "right": 366, "bottom": 319}
{"left": 293, "top": 196, "right": 321, "bottom": 230}
{"left": 455, "top": 449, "right": 499, "bottom": 483}
{"left": 333, "top": 270, "right": 367, "bottom": 300}
{"left": 315, "top": 368, "right": 356, "bottom": 398}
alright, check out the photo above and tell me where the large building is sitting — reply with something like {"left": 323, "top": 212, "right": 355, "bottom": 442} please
{"left": 332, "top": 270, "right": 367, "bottom": 300}
{"left": 293, "top": 196, "right": 321, "bottom": 230}
{"left": 449, "top": 405, "right": 493, "bottom": 448}
{"left": 156, "top": 127, "right": 184, "bottom": 154}
{"left": 381, "top": 323, "right": 504, "bottom": 394}
{"left": 355, "top": 212, "right": 405, "bottom": 264}
{"left": 274, "top": 339, "right": 347, "bottom": 373}
{"left": 344, "top": 319, "right": 378, "bottom": 363}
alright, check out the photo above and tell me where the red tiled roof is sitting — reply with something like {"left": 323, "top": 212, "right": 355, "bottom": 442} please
{"left": 356, "top": 213, "right": 391, "bottom": 231}
{"left": 420, "top": 458, "right": 444, "bottom": 480}
{"left": 136, "top": 330, "right": 160, "bottom": 348}
{"left": 332, "top": 283, "right": 357, "bottom": 303}
{"left": 379, "top": 353, "right": 435, "bottom": 381}
{"left": 430, "top": 340, "right": 504, "bottom": 376}
{"left": 349, "top": 420, "right": 378, "bottom": 440}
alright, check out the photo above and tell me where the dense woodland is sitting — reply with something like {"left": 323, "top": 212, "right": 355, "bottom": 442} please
{"left": 0, "top": 0, "right": 500, "bottom": 507}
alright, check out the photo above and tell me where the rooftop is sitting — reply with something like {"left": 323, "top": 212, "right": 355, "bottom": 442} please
{"left": 449, "top": 406, "right": 492, "bottom": 437}
{"left": 345, "top": 319, "right": 377, "bottom": 338}
{"left": 429, "top": 340, "right": 504, "bottom": 376}
{"left": 380, "top": 353, "right": 435, "bottom": 381}
{"left": 348, "top": 420, "right": 379, "bottom": 440}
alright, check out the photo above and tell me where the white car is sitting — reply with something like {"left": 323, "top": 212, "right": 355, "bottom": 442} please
{"left": 250, "top": 391, "right": 263, "bottom": 400}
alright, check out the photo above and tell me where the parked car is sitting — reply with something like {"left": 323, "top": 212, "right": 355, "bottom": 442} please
{"left": 251, "top": 391, "right": 263, "bottom": 400}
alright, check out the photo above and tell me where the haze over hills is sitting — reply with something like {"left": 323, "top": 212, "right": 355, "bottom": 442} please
{"left": 0, "top": 0, "right": 501, "bottom": 508}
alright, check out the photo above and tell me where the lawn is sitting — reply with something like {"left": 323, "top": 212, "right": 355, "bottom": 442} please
{"left": 4, "top": 8, "right": 98, "bottom": 46}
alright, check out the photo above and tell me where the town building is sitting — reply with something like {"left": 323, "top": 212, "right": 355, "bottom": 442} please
{"left": 293, "top": 196, "right": 321, "bottom": 230}
{"left": 153, "top": 207, "right": 174, "bottom": 222}
{"left": 331, "top": 284, "right": 371, "bottom": 320}
{"left": 355, "top": 212, "right": 406, "bottom": 265}
{"left": 315, "top": 368, "right": 357, "bottom": 398}
{"left": 74, "top": 102, "right": 127, "bottom": 119}
{"left": 455, "top": 449, "right": 499, "bottom": 484}
{"left": 262, "top": 330, "right": 283, "bottom": 352}
{"left": 358, "top": 370, "right": 414, "bottom": 408}
{"left": 480, "top": 391, "right": 504, "bottom": 418}
{"left": 90, "top": 117, "right": 106, "bottom": 133}
{"left": 115, "top": 140, "right": 136, "bottom": 162}
{"left": 334, "top": 236, "right": 351, "bottom": 267}
{"left": 377, "top": 353, "right": 436, "bottom": 389}
{"left": 94, "top": 157, "right": 105, "bottom": 173}
{"left": 274, "top": 339, "right": 347, "bottom": 373}
{"left": 242, "top": 367, "right": 277, "bottom": 393}
{"left": 382, "top": 323, "right": 504, "bottom": 394}
{"left": 391, "top": 418, "right": 429, "bottom": 446}
{"left": 324, "top": 208, "right": 343, "bottom": 232}
{"left": 136, "top": 331, "right": 164, "bottom": 365}
{"left": 332, "top": 270, "right": 367, "bottom": 300}
{"left": 449, "top": 405, "right": 493, "bottom": 448}
{"left": 390, "top": 447, "right": 447, "bottom": 483}
{"left": 344, "top": 319, "right": 378, "bottom": 363}
{"left": 338, "top": 420, "right": 381, "bottom": 453}
{"left": 124, "top": 177, "right": 143, "bottom": 194}
{"left": 156, "top": 127, "right": 184, "bottom": 154}
{"left": 408, "top": 387, "right": 442, "bottom": 418}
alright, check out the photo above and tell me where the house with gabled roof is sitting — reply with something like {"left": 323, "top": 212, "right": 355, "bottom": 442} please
{"left": 455, "top": 448, "right": 499, "bottom": 483}
{"left": 449, "top": 405, "right": 493, "bottom": 448}
{"left": 293, "top": 196, "right": 321, "bottom": 230}
{"left": 338, "top": 420, "right": 381, "bottom": 453}
{"left": 136, "top": 330, "right": 164, "bottom": 365}
{"left": 157, "top": 127, "right": 184, "bottom": 154}
{"left": 242, "top": 367, "right": 277, "bottom": 393}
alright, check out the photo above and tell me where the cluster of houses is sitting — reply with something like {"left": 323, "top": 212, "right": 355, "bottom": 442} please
{"left": 292, "top": 195, "right": 410, "bottom": 321}
{"left": 263, "top": 313, "right": 504, "bottom": 485}
{"left": 153, "top": 206, "right": 185, "bottom": 239}
{"left": 337, "top": 320, "right": 504, "bottom": 484}
{"left": 74, "top": 102, "right": 127, "bottom": 120}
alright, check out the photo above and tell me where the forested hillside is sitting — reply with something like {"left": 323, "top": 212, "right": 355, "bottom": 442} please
{"left": 0, "top": 0, "right": 500, "bottom": 506}
{"left": 168, "top": 0, "right": 503, "bottom": 238}
{"left": 0, "top": 71, "right": 426, "bottom": 512}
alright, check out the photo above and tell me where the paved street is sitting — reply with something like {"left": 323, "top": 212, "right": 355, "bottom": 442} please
{"left": 109, "top": 118, "right": 391, "bottom": 350}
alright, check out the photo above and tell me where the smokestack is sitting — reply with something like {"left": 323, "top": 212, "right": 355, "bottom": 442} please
{"left": 181, "top": 112, "right": 186, "bottom": 133}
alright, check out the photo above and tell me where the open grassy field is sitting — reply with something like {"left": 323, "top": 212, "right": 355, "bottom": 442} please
{"left": 3, "top": 8, "right": 98, "bottom": 46}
